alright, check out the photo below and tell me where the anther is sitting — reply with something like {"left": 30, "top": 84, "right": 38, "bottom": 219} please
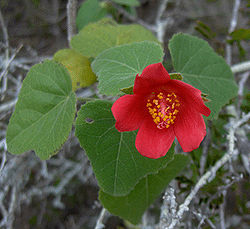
{"left": 147, "top": 91, "right": 180, "bottom": 129}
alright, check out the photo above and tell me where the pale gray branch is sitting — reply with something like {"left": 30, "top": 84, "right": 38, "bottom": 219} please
{"left": 199, "top": 125, "right": 211, "bottom": 175}
{"left": 0, "top": 99, "right": 17, "bottom": 113}
{"left": 167, "top": 112, "right": 250, "bottom": 229}
{"left": 159, "top": 186, "right": 177, "bottom": 228}
{"left": 0, "top": 9, "right": 9, "bottom": 60}
{"left": 231, "top": 61, "right": 250, "bottom": 73}
{"left": 67, "top": 0, "right": 77, "bottom": 44}
{"left": 107, "top": 0, "right": 155, "bottom": 32}
{"left": 95, "top": 208, "right": 108, "bottom": 229}
{"left": 226, "top": 0, "right": 241, "bottom": 65}
{"left": 154, "top": 0, "right": 173, "bottom": 42}
{"left": 219, "top": 190, "right": 227, "bottom": 229}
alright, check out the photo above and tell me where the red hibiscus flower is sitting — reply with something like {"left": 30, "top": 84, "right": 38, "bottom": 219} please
{"left": 111, "top": 63, "right": 211, "bottom": 159}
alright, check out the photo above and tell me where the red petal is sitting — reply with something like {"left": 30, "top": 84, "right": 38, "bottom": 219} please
{"left": 112, "top": 94, "right": 145, "bottom": 132}
{"left": 167, "top": 80, "right": 211, "bottom": 117}
{"left": 135, "top": 118, "right": 175, "bottom": 159}
{"left": 133, "top": 63, "right": 170, "bottom": 95}
{"left": 174, "top": 106, "right": 206, "bottom": 152}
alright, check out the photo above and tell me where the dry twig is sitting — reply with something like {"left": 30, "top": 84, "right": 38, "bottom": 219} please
{"left": 67, "top": 0, "right": 77, "bottom": 44}
{"left": 225, "top": 0, "right": 241, "bottom": 65}
{"left": 95, "top": 208, "right": 108, "bottom": 229}
{"left": 166, "top": 112, "right": 250, "bottom": 229}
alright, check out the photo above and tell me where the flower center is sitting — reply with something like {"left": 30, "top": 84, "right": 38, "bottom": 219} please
{"left": 146, "top": 92, "right": 180, "bottom": 129}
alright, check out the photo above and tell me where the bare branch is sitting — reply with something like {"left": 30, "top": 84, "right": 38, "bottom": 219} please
{"left": 0, "top": 99, "right": 17, "bottom": 113}
{"left": 159, "top": 186, "right": 177, "bottom": 228}
{"left": 0, "top": 151, "right": 6, "bottom": 173}
{"left": 238, "top": 72, "right": 249, "bottom": 97}
{"left": 0, "top": 44, "right": 23, "bottom": 101}
{"left": 0, "top": 186, "right": 9, "bottom": 227}
{"left": 199, "top": 125, "right": 211, "bottom": 175}
{"left": 67, "top": 0, "right": 77, "bottom": 44}
{"left": 237, "top": 71, "right": 249, "bottom": 115}
{"left": 108, "top": 0, "right": 174, "bottom": 42}
{"left": 95, "top": 208, "right": 108, "bottom": 229}
{"left": 155, "top": 0, "right": 173, "bottom": 42}
{"left": 231, "top": 61, "right": 250, "bottom": 73}
{"left": 225, "top": 0, "right": 241, "bottom": 65}
{"left": 0, "top": 9, "right": 9, "bottom": 60}
{"left": 167, "top": 112, "right": 250, "bottom": 229}
{"left": 107, "top": 0, "right": 155, "bottom": 32}
{"left": 228, "top": 0, "right": 241, "bottom": 34}
{"left": 219, "top": 190, "right": 227, "bottom": 229}
{"left": 6, "top": 186, "right": 17, "bottom": 228}
{"left": 193, "top": 211, "right": 216, "bottom": 229}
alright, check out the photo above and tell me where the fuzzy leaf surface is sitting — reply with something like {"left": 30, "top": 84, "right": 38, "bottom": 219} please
{"left": 71, "top": 19, "right": 159, "bottom": 58}
{"left": 75, "top": 100, "right": 174, "bottom": 196}
{"left": 6, "top": 60, "right": 76, "bottom": 160}
{"left": 76, "top": 0, "right": 108, "bottom": 30}
{"left": 169, "top": 33, "right": 238, "bottom": 119}
{"left": 100, "top": 154, "right": 189, "bottom": 224}
{"left": 53, "top": 49, "right": 96, "bottom": 91}
{"left": 92, "top": 41, "right": 164, "bottom": 96}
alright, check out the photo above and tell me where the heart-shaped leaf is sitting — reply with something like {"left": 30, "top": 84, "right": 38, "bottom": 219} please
{"left": 71, "top": 18, "right": 159, "bottom": 58}
{"left": 75, "top": 100, "right": 174, "bottom": 196}
{"left": 53, "top": 49, "right": 96, "bottom": 91}
{"left": 92, "top": 41, "right": 164, "bottom": 96}
{"left": 6, "top": 60, "right": 76, "bottom": 160}
{"left": 100, "top": 154, "right": 189, "bottom": 224}
{"left": 169, "top": 33, "right": 238, "bottom": 119}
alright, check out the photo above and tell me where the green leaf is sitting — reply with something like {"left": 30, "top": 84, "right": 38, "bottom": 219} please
{"left": 76, "top": 0, "right": 108, "bottom": 31}
{"left": 92, "top": 41, "right": 164, "bottom": 96}
{"left": 169, "top": 33, "right": 238, "bottom": 120}
{"left": 6, "top": 60, "right": 76, "bottom": 160}
{"left": 195, "top": 21, "right": 216, "bottom": 40}
{"left": 111, "top": 0, "right": 140, "bottom": 6}
{"left": 53, "top": 49, "right": 96, "bottom": 91}
{"left": 229, "top": 28, "right": 250, "bottom": 41}
{"left": 100, "top": 154, "right": 189, "bottom": 224}
{"left": 75, "top": 100, "right": 174, "bottom": 196}
{"left": 71, "top": 18, "right": 159, "bottom": 58}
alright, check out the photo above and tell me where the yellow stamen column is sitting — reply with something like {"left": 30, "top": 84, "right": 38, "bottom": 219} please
{"left": 146, "top": 92, "right": 180, "bottom": 129}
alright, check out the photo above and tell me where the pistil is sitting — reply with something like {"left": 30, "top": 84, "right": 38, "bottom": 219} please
{"left": 146, "top": 92, "right": 180, "bottom": 129}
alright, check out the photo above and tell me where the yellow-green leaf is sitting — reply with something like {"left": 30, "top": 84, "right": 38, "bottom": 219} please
{"left": 71, "top": 18, "right": 159, "bottom": 58}
{"left": 54, "top": 49, "right": 96, "bottom": 91}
